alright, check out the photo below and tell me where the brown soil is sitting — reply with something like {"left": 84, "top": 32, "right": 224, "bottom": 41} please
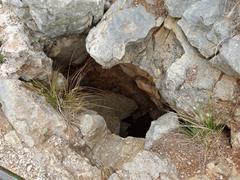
{"left": 151, "top": 131, "right": 240, "bottom": 179}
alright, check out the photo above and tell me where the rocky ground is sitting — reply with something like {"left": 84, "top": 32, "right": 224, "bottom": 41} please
{"left": 0, "top": 0, "right": 240, "bottom": 179}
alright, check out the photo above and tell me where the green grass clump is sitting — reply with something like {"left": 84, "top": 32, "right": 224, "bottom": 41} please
{"left": 31, "top": 71, "right": 88, "bottom": 112}
{"left": 178, "top": 107, "right": 225, "bottom": 145}
{"left": 25, "top": 70, "right": 95, "bottom": 130}
{"left": 0, "top": 53, "right": 5, "bottom": 64}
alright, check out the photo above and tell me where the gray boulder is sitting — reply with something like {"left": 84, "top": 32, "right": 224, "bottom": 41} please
{"left": 164, "top": 0, "right": 199, "bottom": 18}
{"left": 210, "top": 39, "right": 240, "bottom": 77}
{"left": 78, "top": 112, "right": 144, "bottom": 170}
{"left": 0, "top": 80, "right": 67, "bottom": 147}
{"left": 213, "top": 75, "right": 237, "bottom": 101}
{"left": 108, "top": 150, "right": 178, "bottom": 180}
{"left": 178, "top": 0, "right": 226, "bottom": 58}
{"left": 145, "top": 112, "right": 179, "bottom": 150}
{"left": 86, "top": 0, "right": 161, "bottom": 68}
{"left": 0, "top": 5, "right": 52, "bottom": 80}
{"left": 3, "top": 0, "right": 105, "bottom": 38}
{"left": 78, "top": 112, "right": 108, "bottom": 149}
{"left": 41, "top": 136, "right": 104, "bottom": 180}
{"left": 89, "top": 92, "right": 138, "bottom": 134}
{"left": 91, "top": 134, "right": 144, "bottom": 170}
{"left": 158, "top": 18, "right": 222, "bottom": 113}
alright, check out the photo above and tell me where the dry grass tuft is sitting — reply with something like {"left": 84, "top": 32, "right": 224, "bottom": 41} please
{"left": 177, "top": 105, "right": 225, "bottom": 147}
{"left": 25, "top": 64, "right": 105, "bottom": 137}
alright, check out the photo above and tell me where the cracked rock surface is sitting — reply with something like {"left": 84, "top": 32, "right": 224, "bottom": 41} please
{"left": 0, "top": 0, "right": 240, "bottom": 179}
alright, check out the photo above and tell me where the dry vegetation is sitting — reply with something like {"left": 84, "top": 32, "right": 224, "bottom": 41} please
{"left": 177, "top": 104, "right": 226, "bottom": 148}
{"left": 24, "top": 62, "right": 105, "bottom": 136}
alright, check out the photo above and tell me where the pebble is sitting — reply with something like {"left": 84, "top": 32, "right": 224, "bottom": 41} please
{"left": 27, "top": 164, "right": 33, "bottom": 172}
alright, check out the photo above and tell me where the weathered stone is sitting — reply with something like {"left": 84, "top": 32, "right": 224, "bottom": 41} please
{"left": 158, "top": 19, "right": 221, "bottom": 113}
{"left": 145, "top": 112, "right": 179, "bottom": 150}
{"left": 86, "top": 0, "right": 161, "bottom": 68}
{"left": 135, "top": 76, "right": 161, "bottom": 100}
{"left": 63, "top": 150, "right": 103, "bottom": 179}
{"left": 213, "top": 75, "right": 237, "bottom": 101}
{"left": 155, "top": 18, "right": 185, "bottom": 73}
{"left": 90, "top": 92, "right": 138, "bottom": 134}
{"left": 41, "top": 136, "right": 105, "bottom": 180}
{"left": 160, "top": 53, "right": 220, "bottom": 112}
{"left": 78, "top": 112, "right": 144, "bottom": 170}
{"left": 48, "top": 35, "right": 88, "bottom": 67}
{"left": 210, "top": 39, "right": 240, "bottom": 77}
{"left": 105, "top": 0, "right": 114, "bottom": 10}
{"left": 164, "top": 0, "right": 199, "bottom": 18}
{"left": 231, "top": 130, "right": 240, "bottom": 149}
{"left": 207, "top": 19, "right": 233, "bottom": 45}
{"left": 206, "top": 159, "right": 240, "bottom": 179}
{"left": 235, "top": 107, "right": 240, "bottom": 119}
{"left": 108, "top": 150, "right": 178, "bottom": 180}
{"left": 0, "top": 5, "right": 52, "bottom": 80}
{"left": 3, "top": 0, "right": 105, "bottom": 38}
{"left": 0, "top": 80, "right": 66, "bottom": 147}
{"left": 0, "top": 108, "right": 12, "bottom": 135}
{"left": 4, "top": 130, "right": 23, "bottom": 149}
{"left": 91, "top": 134, "right": 144, "bottom": 170}
{"left": 79, "top": 112, "right": 108, "bottom": 149}
{"left": 178, "top": 0, "right": 226, "bottom": 58}
{"left": 92, "top": 92, "right": 138, "bottom": 120}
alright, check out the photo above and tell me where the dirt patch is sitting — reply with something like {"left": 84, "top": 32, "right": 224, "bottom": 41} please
{"left": 151, "top": 131, "right": 239, "bottom": 179}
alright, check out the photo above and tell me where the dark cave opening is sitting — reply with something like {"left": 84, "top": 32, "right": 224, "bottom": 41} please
{"left": 80, "top": 60, "right": 164, "bottom": 138}
{"left": 44, "top": 36, "right": 167, "bottom": 138}
{"left": 55, "top": 57, "right": 165, "bottom": 138}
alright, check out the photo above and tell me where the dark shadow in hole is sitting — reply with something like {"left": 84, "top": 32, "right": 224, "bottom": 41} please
{"left": 120, "top": 113, "right": 153, "bottom": 138}
{"left": 222, "top": 125, "right": 231, "bottom": 146}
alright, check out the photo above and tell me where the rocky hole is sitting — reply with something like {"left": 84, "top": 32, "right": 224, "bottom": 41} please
{"left": 50, "top": 51, "right": 168, "bottom": 138}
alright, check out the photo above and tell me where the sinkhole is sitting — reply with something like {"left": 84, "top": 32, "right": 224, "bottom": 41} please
{"left": 44, "top": 34, "right": 171, "bottom": 138}
{"left": 52, "top": 57, "right": 167, "bottom": 138}
{"left": 72, "top": 60, "right": 167, "bottom": 138}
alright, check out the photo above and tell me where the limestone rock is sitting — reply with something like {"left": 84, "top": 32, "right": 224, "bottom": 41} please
{"left": 0, "top": 5, "right": 52, "bottom": 80}
{"left": 158, "top": 20, "right": 221, "bottom": 113}
{"left": 205, "top": 159, "right": 240, "bottom": 179}
{"left": 3, "top": 0, "right": 105, "bottom": 38}
{"left": 90, "top": 92, "right": 138, "bottom": 134}
{"left": 4, "top": 130, "right": 23, "bottom": 149}
{"left": 231, "top": 130, "right": 240, "bottom": 149}
{"left": 79, "top": 112, "right": 108, "bottom": 149}
{"left": 48, "top": 35, "right": 88, "bottom": 67}
{"left": 91, "top": 134, "right": 144, "bottom": 170}
{"left": 62, "top": 150, "right": 103, "bottom": 179}
{"left": 159, "top": 52, "right": 221, "bottom": 112}
{"left": 0, "top": 79, "right": 66, "bottom": 147}
{"left": 108, "top": 150, "right": 178, "bottom": 180}
{"left": 145, "top": 112, "right": 179, "bottom": 150}
{"left": 41, "top": 136, "right": 104, "bottom": 180}
{"left": 92, "top": 92, "right": 138, "bottom": 121}
{"left": 86, "top": 0, "right": 161, "bottom": 68}
{"left": 154, "top": 19, "right": 185, "bottom": 73}
{"left": 210, "top": 39, "right": 240, "bottom": 77}
{"left": 207, "top": 19, "right": 233, "bottom": 45}
{"left": 0, "top": 108, "right": 12, "bottom": 135}
{"left": 164, "top": 0, "right": 199, "bottom": 18}
{"left": 78, "top": 112, "right": 144, "bottom": 170}
{"left": 178, "top": 0, "right": 226, "bottom": 58}
{"left": 213, "top": 75, "right": 237, "bottom": 101}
